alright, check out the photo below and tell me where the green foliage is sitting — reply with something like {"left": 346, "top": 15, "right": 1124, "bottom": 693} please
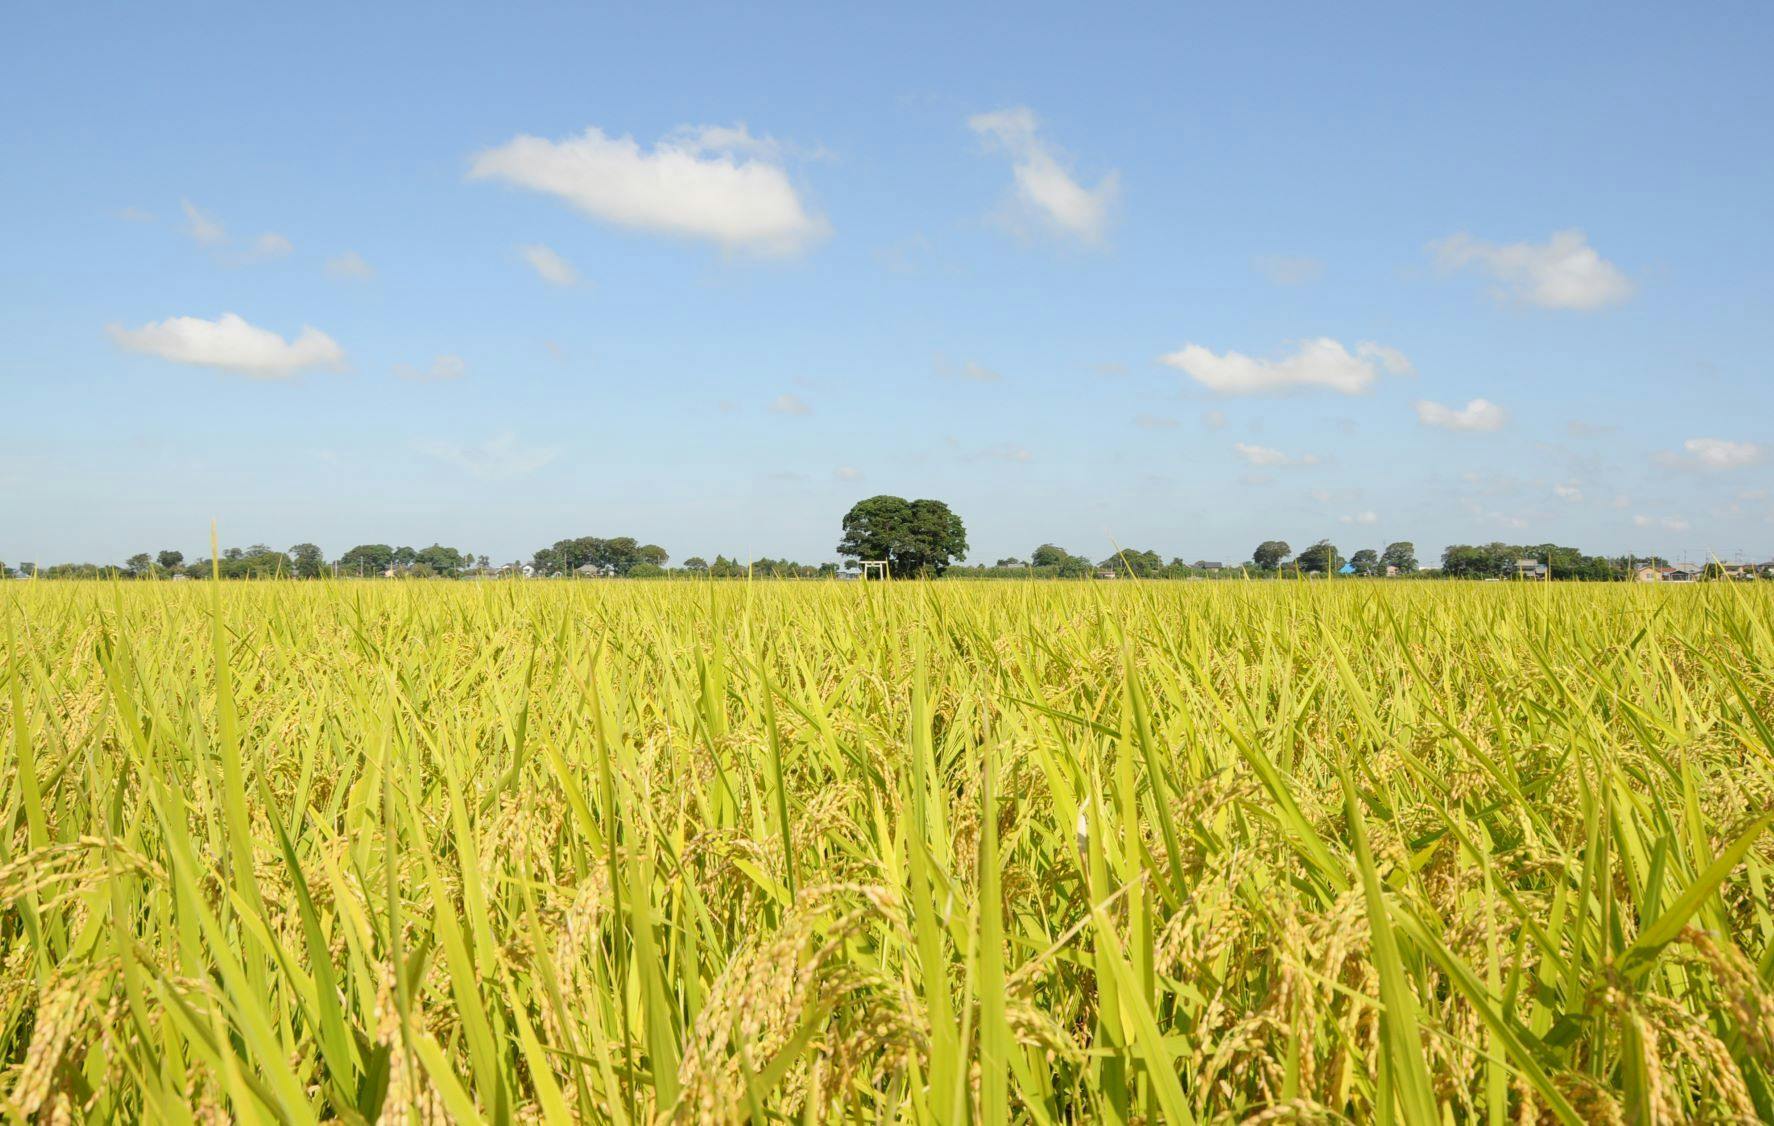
{"left": 288, "top": 542, "right": 326, "bottom": 578}
{"left": 1382, "top": 540, "right": 1417, "bottom": 573}
{"left": 1295, "top": 539, "right": 1343, "bottom": 573}
{"left": 1098, "top": 547, "right": 1163, "bottom": 576}
{"left": 1252, "top": 539, "right": 1292, "bottom": 570}
{"left": 837, "top": 495, "right": 968, "bottom": 577}
{"left": 337, "top": 543, "right": 395, "bottom": 575}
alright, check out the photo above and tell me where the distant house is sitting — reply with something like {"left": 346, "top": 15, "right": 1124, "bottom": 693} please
{"left": 574, "top": 563, "right": 615, "bottom": 578}
{"left": 1634, "top": 566, "right": 1662, "bottom": 582}
{"left": 1194, "top": 561, "right": 1224, "bottom": 571}
{"left": 1384, "top": 564, "right": 1400, "bottom": 577}
{"left": 1663, "top": 565, "right": 1698, "bottom": 583}
{"left": 1094, "top": 569, "right": 1119, "bottom": 580}
{"left": 1513, "top": 558, "right": 1548, "bottom": 579}
{"left": 1337, "top": 563, "right": 1356, "bottom": 575}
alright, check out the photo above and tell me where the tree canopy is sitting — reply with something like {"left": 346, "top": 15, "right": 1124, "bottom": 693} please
{"left": 1296, "top": 540, "right": 1344, "bottom": 574}
{"left": 1251, "top": 540, "right": 1292, "bottom": 570}
{"left": 836, "top": 496, "right": 968, "bottom": 577}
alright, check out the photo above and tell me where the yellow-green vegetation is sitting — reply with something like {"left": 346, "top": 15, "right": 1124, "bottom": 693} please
{"left": 4, "top": 577, "right": 1774, "bottom": 1123}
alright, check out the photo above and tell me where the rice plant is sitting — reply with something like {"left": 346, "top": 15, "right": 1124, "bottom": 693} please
{"left": 2, "top": 577, "right": 1771, "bottom": 1122}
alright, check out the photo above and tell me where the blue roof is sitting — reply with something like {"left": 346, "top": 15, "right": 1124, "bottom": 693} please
{"left": 1338, "top": 563, "right": 1356, "bottom": 574}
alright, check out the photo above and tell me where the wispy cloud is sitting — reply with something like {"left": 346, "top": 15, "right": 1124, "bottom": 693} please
{"left": 834, "top": 466, "right": 863, "bottom": 481}
{"left": 412, "top": 431, "right": 558, "bottom": 480}
{"left": 393, "top": 354, "right": 466, "bottom": 382}
{"left": 1633, "top": 514, "right": 1691, "bottom": 531}
{"left": 470, "top": 123, "right": 828, "bottom": 255}
{"left": 519, "top": 243, "right": 579, "bottom": 286}
{"left": 326, "top": 251, "right": 375, "bottom": 280}
{"left": 769, "top": 392, "right": 812, "bottom": 416}
{"left": 1656, "top": 437, "right": 1764, "bottom": 470}
{"left": 1432, "top": 229, "right": 1632, "bottom": 310}
{"left": 182, "top": 199, "right": 225, "bottom": 245}
{"left": 934, "top": 355, "right": 1003, "bottom": 383}
{"left": 1234, "top": 442, "right": 1319, "bottom": 467}
{"left": 1339, "top": 511, "right": 1379, "bottom": 525}
{"left": 968, "top": 106, "right": 1118, "bottom": 244}
{"left": 1253, "top": 255, "right": 1325, "bottom": 286}
{"left": 963, "top": 441, "right": 1033, "bottom": 463}
{"left": 250, "top": 232, "right": 292, "bottom": 259}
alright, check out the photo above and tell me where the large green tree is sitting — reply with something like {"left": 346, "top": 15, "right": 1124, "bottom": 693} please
{"left": 1296, "top": 540, "right": 1344, "bottom": 573}
{"left": 1251, "top": 540, "right": 1292, "bottom": 571}
{"left": 1381, "top": 541, "right": 1417, "bottom": 574}
{"left": 837, "top": 495, "right": 968, "bottom": 578}
{"left": 337, "top": 544, "right": 395, "bottom": 576}
{"left": 289, "top": 543, "right": 325, "bottom": 578}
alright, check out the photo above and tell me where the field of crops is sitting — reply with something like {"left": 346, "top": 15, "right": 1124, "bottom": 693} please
{"left": 3, "top": 578, "right": 1772, "bottom": 1123}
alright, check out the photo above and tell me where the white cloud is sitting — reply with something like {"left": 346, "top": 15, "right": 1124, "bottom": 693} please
{"left": 1134, "top": 413, "right": 1178, "bottom": 429}
{"left": 182, "top": 199, "right": 225, "bottom": 245}
{"left": 394, "top": 354, "right": 466, "bottom": 382}
{"left": 1414, "top": 398, "right": 1508, "bottom": 432}
{"left": 934, "top": 355, "right": 1003, "bottom": 382}
{"left": 1254, "top": 255, "right": 1325, "bottom": 286}
{"left": 1659, "top": 437, "right": 1765, "bottom": 470}
{"left": 1339, "top": 511, "right": 1379, "bottom": 525}
{"left": 974, "top": 442, "right": 1033, "bottom": 463}
{"left": 1634, "top": 514, "right": 1690, "bottom": 531}
{"left": 1356, "top": 342, "right": 1415, "bottom": 376}
{"left": 518, "top": 243, "right": 580, "bottom": 286}
{"left": 1554, "top": 482, "right": 1584, "bottom": 502}
{"left": 413, "top": 431, "right": 558, "bottom": 480}
{"left": 107, "top": 312, "right": 344, "bottom": 379}
{"left": 326, "top": 251, "right": 375, "bottom": 279}
{"left": 834, "top": 466, "right": 863, "bottom": 481}
{"left": 968, "top": 106, "right": 1118, "bottom": 244}
{"left": 769, "top": 392, "right": 812, "bottom": 416}
{"left": 1432, "top": 229, "right": 1632, "bottom": 310}
{"left": 1567, "top": 419, "right": 1616, "bottom": 438}
{"left": 1201, "top": 409, "right": 1227, "bottom": 430}
{"left": 469, "top": 124, "right": 828, "bottom": 255}
{"left": 251, "top": 232, "right": 292, "bottom": 259}
{"left": 1234, "top": 442, "right": 1319, "bottom": 467}
{"left": 1161, "top": 337, "right": 1409, "bottom": 395}
{"left": 115, "top": 206, "right": 155, "bottom": 223}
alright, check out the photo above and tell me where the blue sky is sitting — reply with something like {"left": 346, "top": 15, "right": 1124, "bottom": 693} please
{"left": 3, "top": 3, "right": 1772, "bottom": 568}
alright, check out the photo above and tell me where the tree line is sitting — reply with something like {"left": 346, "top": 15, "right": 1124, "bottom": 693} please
{"left": 1, "top": 496, "right": 1753, "bottom": 582}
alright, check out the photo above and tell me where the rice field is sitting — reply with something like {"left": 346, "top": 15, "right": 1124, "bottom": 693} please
{"left": 3, "top": 577, "right": 1772, "bottom": 1123}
